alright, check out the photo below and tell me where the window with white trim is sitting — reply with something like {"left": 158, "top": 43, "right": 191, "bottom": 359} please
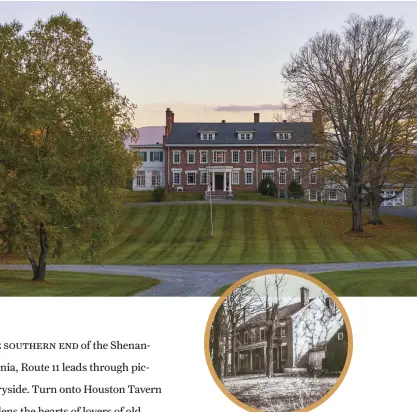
{"left": 150, "top": 151, "right": 163, "bottom": 162}
{"left": 136, "top": 171, "right": 145, "bottom": 187}
{"left": 280, "top": 326, "right": 286, "bottom": 337}
{"left": 232, "top": 171, "right": 240, "bottom": 185}
{"left": 294, "top": 151, "right": 301, "bottom": 163}
{"left": 201, "top": 133, "right": 215, "bottom": 140}
{"left": 232, "top": 150, "right": 240, "bottom": 163}
{"left": 200, "top": 151, "right": 208, "bottom": 163}
{"left": 245, "top": 150, "right": 253, "bottom": 163}
{"left": 309, "top": 189, "right": 318, "bottom": 201}
{"left": 279, "top": 170, "right": 286, "bottom": 185}
{"left": 245, "top": 171, "right": 253, "bottom": 185}
{"left": 137, "top": 151, "right": 147, "bottom": 162}
{"left": 309, "top": 150, "right": 317, "bottom": 163}
{"left": 338, "top": 332, "right": 344, "bottom": 341}
{"left": 309, "top": 171, "right": 317, "bottom": 184}
{"left": 243, "top": 331, "right": 248, "bottom": 344}
{"left": 173, "top": 171, "right": 180, "bottom": 185}
{"left": 262, "top": 150, "right": 274, "bottom": 163}
{"left": 279, "top": 189, "right": 287, "bottom": 199}
{"left": 239, "top": 133, "right": 252, "bottom": 140}
{"left": 278, "top": 150, "right": 286, "bottom": 163}
{"left": 200, "top": 171, "right": 207, "bottom": 185}
{"left": 187, "top": 151, "right": 195, "bottom": 164}
{"left": 262, "top": 171, "right": 274, "bottom": 182}
{"left": 260, "top": 328, "right": 266, "bottom": 341}
{"left": 186, "top": 172, "right": 197, "bottom": 185}
{"left": 151, "top": 170, "right": 161, "bottom": 187}
{"left": 213, "top": 151, "right": 225, "bottom": 163}
{"left": 294, "top": 170, "right": 301, "bottom": 185}
{"left": 277, "top": 132, "right": 291, "bottom": 140}
{"left": 329, "top": 189, "right": 337, "bottom": 200}
{"left": 173, "top": 151, "right": 181, "bottom": 164}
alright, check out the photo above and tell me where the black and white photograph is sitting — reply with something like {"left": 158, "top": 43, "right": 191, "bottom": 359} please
{"left": 207, "top": 270, "right": 352, "bottom": 412}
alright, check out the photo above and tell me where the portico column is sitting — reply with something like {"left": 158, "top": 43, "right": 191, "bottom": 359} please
{"left": 212, "top": 172, "right": 215, "bottom": 191}
{"left": 249, "top": 350, "right": 253, "bottom": 371}
{"left": 223, "top": 172, "right": 227, "bottom": 191}
{"left": 229, "top": 171, "right": 232, "bottom": 192}
{"left": 237, "top": 351, "right": 240, "bottom": 372}
{"left": 264, "top": 346, "right": 267, "bottom": 372}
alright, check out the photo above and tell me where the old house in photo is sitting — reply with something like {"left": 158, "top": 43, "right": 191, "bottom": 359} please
{"left": 233, "top": 287, "right": 343, "bottom": 374}
{"left": 126, "top": 126, "right": 165, "bottom": 191}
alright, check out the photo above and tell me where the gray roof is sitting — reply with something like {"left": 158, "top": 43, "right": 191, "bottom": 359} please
{"left": 166, "top": 122, "right": 315, "bottom": 146}
{"left": 236, "top": 299, "right": 315, "bottom": 330}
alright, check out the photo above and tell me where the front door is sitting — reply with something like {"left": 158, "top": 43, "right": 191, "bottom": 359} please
{"left": 215, "top": 174, "right": 223, "bottom": 191}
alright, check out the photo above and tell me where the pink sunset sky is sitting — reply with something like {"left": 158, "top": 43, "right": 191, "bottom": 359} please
{"left": 2, "top": 1, "right": 417, "bottom": 127}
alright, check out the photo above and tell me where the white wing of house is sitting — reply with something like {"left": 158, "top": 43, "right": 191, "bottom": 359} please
{"left": 291, "top": 297, "right": 343, "bottom": 367}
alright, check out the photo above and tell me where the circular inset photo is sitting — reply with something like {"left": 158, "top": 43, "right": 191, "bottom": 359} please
{"left": 205, "top": 269, "right": 352, "bottom": 412}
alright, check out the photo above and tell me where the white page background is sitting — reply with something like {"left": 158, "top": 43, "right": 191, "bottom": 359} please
{"left": 0, "top": 298, "right": 411, "bottom": 412}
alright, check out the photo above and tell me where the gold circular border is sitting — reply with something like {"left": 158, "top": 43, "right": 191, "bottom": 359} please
{"left": 204, "top": 268, "right": 353, "bottom": 412}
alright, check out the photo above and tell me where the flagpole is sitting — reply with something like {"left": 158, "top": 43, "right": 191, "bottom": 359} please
{"left": 208, "top": 165, "right": 214, "bottom": 237}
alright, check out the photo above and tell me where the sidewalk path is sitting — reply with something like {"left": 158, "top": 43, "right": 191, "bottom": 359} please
{"left": 125, "top": 200, "right": 417, "bottom": 219}
{"left": 2, "top": 260, "right": 417, "bottom": 296}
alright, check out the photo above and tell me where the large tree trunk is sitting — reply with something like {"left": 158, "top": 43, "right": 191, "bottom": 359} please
{"left": 350, "top": 196, "right": 363, "bottom": 232}
{"left": 231, "top": 321, "right": 237, "bottom": 377}
{"left": 212, "top": 310, "right": 223, "bottom": 378}
{"left": 223, "top": 330, "right": 229, "bottom": 377}
{"left": 7, "top": 237, "right": 14, "bottom": 254}
{"left": 31, "top": 222, "right": 48, "bottom": 281}
{"left": 266, "top": 323, "right": 274, "bottom": 378}
{"left": 368, "top": 180, "right": 383, "bottom": 225}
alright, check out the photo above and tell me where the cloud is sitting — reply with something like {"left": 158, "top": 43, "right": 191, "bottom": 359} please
{"left": 214, "top": 104, "right": 285, "bottom": 112}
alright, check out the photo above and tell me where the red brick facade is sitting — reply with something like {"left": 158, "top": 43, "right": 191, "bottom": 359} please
{"left": 164, "top": 146, "right": 321, "bottom": 194}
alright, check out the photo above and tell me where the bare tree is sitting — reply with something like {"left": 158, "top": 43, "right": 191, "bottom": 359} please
{"left": 282, "top": 14, "right": 417, "bottom": 232}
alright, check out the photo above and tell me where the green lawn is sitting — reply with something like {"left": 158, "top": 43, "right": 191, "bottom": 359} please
{"left": 2, "top": 204, "right": 417, "bottom": 265}
{"left": 212, "top": 267, "right": 417, "bottom": 297}
{"left": 0, "top": 270, "right": 160, "bottom": 296}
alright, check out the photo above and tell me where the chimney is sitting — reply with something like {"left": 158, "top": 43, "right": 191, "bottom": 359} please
{"left": 221, "top": 120, "right": 226, "bottom": 124}
{"left": 300, "top": 287, "right": 309, "bottom": 307}
{"left": 283, "top": 120, "right": 287, "bottom": 124}
{"left": 254, "top": 113, "right": 260, "bottom": 123}
{"left": 165, "top": 108, "right": 174, "bottom": 136}
{"left": 312, "top": 110, "right": 324, "bottom": 139}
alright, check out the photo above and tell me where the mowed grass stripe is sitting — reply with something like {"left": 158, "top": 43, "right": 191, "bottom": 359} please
{"left": 121, "top": 205, "right": 179, "bottom": 263}
{"left": 152, "top": 205, "right": 201, "bottom": 263}
{"left": 181, "top": 206, "right": 212, "bottom": 263}
{"left": 209, "top": 204, "right": 235, "bottom": 264}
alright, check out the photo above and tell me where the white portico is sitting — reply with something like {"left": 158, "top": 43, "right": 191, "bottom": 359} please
{"left": 206, "top": 165, "right": 234, "bottom": 192}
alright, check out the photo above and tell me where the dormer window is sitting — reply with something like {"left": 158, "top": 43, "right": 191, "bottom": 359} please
{"left": 239, "top": 133, "right": 252, "bottom": 140}
{"left": 276, "top": 132, "right": 292, "bottom": 140}
{"left": 201, "top": 132, "right": 215, "bottom": 140}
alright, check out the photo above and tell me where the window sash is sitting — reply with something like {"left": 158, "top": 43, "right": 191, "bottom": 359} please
{"left": 329, "top": 189, "right": 337, "bottom": 200}
{"left": 232, "top": 171, "right": 240, "bottom": 185}
{"left": 245, "top": 171, "right": 253, "bottom": 185}
{"left": 232, "top": 150, "right": 240, "bottom": 163}
{"left": 279, "top": 171, "right": 286, "bottom": 184}
{"left": 294, "top": 171, "right": 301, "bottom": 184}
{"left": 136, "top": 171, "right": 146, "bottom": 186}
{"left": 151, "top": 171, "right": 161, "bottom": 187}
{"left": 310, "top": 171, "right": 317, "bottom": 184}
{"left": 262, "top": 150, "right": 274, "bottom": 163}
{"left": 278, "top": 151, "right": 286, "bottom": 163}
{"left": 173, "top": 172, "right": 180, "bottom": 185}
{"left": 187, "top": 172, "right": 197, "bottom": 185}
{"left": 294, "top": 151, "right": 301, "bottom": 163}
{"left": 200, "top": 171, "right": 207, "bottom": 185}
{"left": 245, "top": 151, "right": 253, "bottom": 163}
{"left": 200, "top": 151, "right": 208, "bottom": 163}
{"left": 309, "top": 189, "right": 317, "bottom": 200}
{"left": 187, "top": 151, "right": 195, "bottom": 164}
{"left": 173, "top": 151, "right": 181, "bottom": 163}
{"left": 213, "top": 151, "right": 225, "bottom": 163}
